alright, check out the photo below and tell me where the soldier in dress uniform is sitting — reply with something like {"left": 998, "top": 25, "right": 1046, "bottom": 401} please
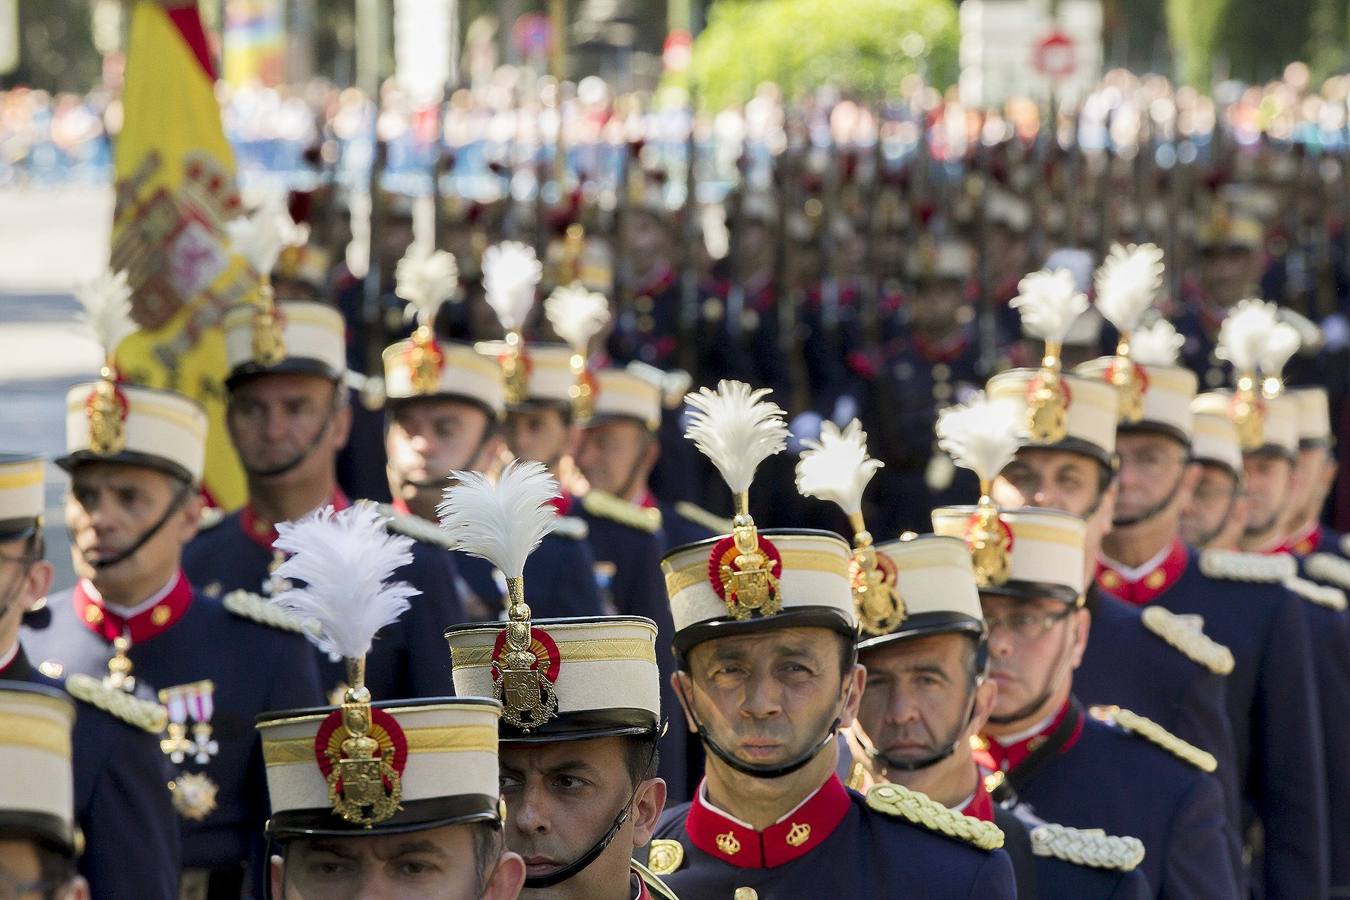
{"left": 926, "top": 496, "right": 1238, "bottom": 898}
{"left": 1191, "top": 320, "right": 1350, "bottom": 896}
{"left": 639, "top": 381, "right": 1017, "bottom": 897}
{"left": 1179, "top": 405, "right": 1250, "bottom": 550}
{"left": 789, "top": 426, "right": 1148, "bottom": 897}
{"left": 1174, "top": 208, "right": 1267, "bottom": 388}
{"left": 20, "top": 371, "right": 324, "bottom": 895}
{"left": 181, "top": 285, "right": 464, "bottom": 701}
{"left": 442, "top": 463, "right": 677, "bottom": 900}
{"left": 378, "top": 248, "right": 603, "bottom": 621}
{"left": 608, "top": 193, "right": 683, "bottom": 372}
{"left": 1270, "top": 387, "right": 1348, "bottom": 565}
{"left": 1091, "top": 303, "right": 1330, "bottom": 897}
{"left": 0, "top": 453, "right": 179, "bottom": 899}
{"left": 0, "top": 683, "right": 88, "bottom": 900}
{"left": 255, "top": 504, "right": 525, "bottom": 900}
{"left": 983, "top": 268, "right": 1240, "bottom": 830}
{"left": 851, "top": 236, "right": 985, "bottom": 537}
{"left": 847, "top": 536, "right": 1150, "bottom": 898}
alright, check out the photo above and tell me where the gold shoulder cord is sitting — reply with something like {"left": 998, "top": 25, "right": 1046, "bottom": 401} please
{"left": 865, "top": 783, "right": 1004, "bottom": 851}
{"left": 1030, "top": 823, "right": 1146, "bottom": 872}
{"left": 581, "top": 491, "right": 662, "bottom": 533}
{"left": 1283, "top": 574, "right": 1348, "bottom": 611}
{"left": 66, "top": 673, "right": 169, "bottom": 734}
{"left": 223, "top": 590, "right": 311, "bottom": 634}
{"left": 1089, "top": 705, "right": 1217, "bottom": 772}
{"left": 1139, "top": 606, "right": 1235, "bottom": 675}
{"left": 1198, "top": 549, "right": 1295, "bottom": 583}
{"left": 368, "top": 501, "right": 455, "bottom": 550}
{"left": 673, "top": 501, "right": 734, "bottom": 535}
{"left": 1303, "top": 554, "right": 1350, "bottom": 595}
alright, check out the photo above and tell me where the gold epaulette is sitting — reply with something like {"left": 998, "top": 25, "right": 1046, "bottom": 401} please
{"left": 1089, "top": 705, "right": 1217, "bottom": 772}
{"left": 1198, "top": 549, "right": 1297, "bottom": 583}
{"left": 645, "top": 839, "right": 685, "bottom": 876}
{"left": 66, "top": 672, "right": 168, "bottom": 734}
{"left": 1283, "top": 573, "right": 1348, "bottom": 611}
{"left": 865, "top": 783, "right": 1004, "bottom": 851}
{"left": 1029, "top": 823, "right": 1146, "bottom": 872}
{"left": 198, "top": 505, "right": 225, "bottom": 531}
{"left": 223, "top": 590, "right": 312, "bottom": 635}
{"left": 552, "top": 515, "right": 590, "bottom": 541}
{"left": 581, "top": 491, "right": 661, "bottom": 534}
{"left": 1304, "top": 553, "right": 1350, "bottom": 594}
{"left": 633, "top": 857, "right": 682, "bottom": 896}
{"left": 1140, "top": 605, "right": 1235, "bottom": 675}
{"left": 674, "top": 501, "right": 734, "bottom": 535}
{"left": 366, "top": 501, "right": 454, "bottom": 550}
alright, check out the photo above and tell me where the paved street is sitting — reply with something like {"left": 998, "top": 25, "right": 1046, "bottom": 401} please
{"left": 1, "top": 186, "right": 116, "bottom": 590}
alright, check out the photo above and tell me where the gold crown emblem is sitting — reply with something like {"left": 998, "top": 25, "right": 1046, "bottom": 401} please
{"left": 785, "top": 821, "right": 812, "bottom": 847}
{"left": 851, "top": 544, "right": 905, "bottom": 636}
{"left": 491, "top": 581, "right": 560, "bottom": 732}
{"left": 716, "top": 831, "right": 742, "bottom": 856}
{"left": 711, "top": 521, "right": 783, "bottom": 620}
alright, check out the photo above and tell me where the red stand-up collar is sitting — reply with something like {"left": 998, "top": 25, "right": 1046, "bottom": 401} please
{"left": 960, "top": 779, "right": 996, "bottom": 822}
{"left": 976, "top": 699, "right": 1084, "bottom": 774}
{"left": 1095, "top": 539, "right": 1189, "bottom": 606}
{"left": 631, "top": 868, "right": 652, "bottom": 900}
{"left": 685, "top": 774, "right": 852, "bottom": 869}
{"left": 1272, "top": 521, "right": 1322, "bottom": 558}
{"left": 72, "top": 571, "right": 193, "bottom": 643}
{"left": 240, "top": 489, "right": 350, "bottom": 550}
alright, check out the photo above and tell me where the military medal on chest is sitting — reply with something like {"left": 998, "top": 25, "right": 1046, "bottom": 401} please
{"left": 160, "top": 680, "right": 221, "bottom": 821}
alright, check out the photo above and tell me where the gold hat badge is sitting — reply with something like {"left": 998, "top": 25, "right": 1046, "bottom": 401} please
{"left": 796, "top": 419, "right": 901, "bottom": 635}
{"left": 1094, "top": 242, "right": 1166, "bottom": 423}
{"left": 936, "top": 393, "right": 1023, "bottom": 587}
{"left": 544, "top": 282, "right": 611, "bottom": 421}
{"left": 439, "top": 460, "right": 562, "bottom": 731}
{"left": 74, "top": 268, "right": 136, "bottom": 456}
{"left": 1009, "top": 267, "right": 1089, "bottom": 444}
{"left": 225, "top": 197, "right": 308, "bottom": 367}
{"left": 269, "top": 504, "right": 420, "bottom": 827}
{"left": 1216, "top": 299, "right": 1295, "bottom": 450}
{"left": 684, "top": 381, "right": 789, "bottom": 620}
{"left": 394, "top": 246, "right": 460, "bottom": 394}
{"left": 482, "top": 241, "right": 544, "bottom": 405}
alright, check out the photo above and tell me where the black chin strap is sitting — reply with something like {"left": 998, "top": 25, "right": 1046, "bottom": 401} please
{"left": 1191, "top": 490, "right": 1240, "bottom": 549}
{"left": 243, "top": 395, "right": 339, "bottom": 479}
{"left": 74, "top": 479, "right": 192, "bottom": 571}
{"left": 681, "top": 680, "right": 847, "bottom": 780}
{"left": 393, "top": 426, "right": 495, "bottom": 495}
{"left": 1111, "top": 468, "right": 1187, "bottom": 529}
{"left": 523, "top": 736, "right": 660, "bottom": 889}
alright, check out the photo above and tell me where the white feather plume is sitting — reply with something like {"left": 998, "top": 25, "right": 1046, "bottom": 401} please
{"left": 75, "top": 268, "right": 135, "bottom": 358}
{"left": 437, "top": 460, "right": 559, "bottom": 580}
{"left": 1009, "top": 268, "right": 1089, "bottom": 343}
{"left": 1129, "top": 319, "right": 1185, "bottom": 367}
{"left": 1257, "top": 321, "right": 1302, "bottom": 380}
{"left": 935, "top": 392, "right": 1022, "bottom": 485}
{"left": 544, "top": 283, "right": 611, "bottom": 350}
{"left": 1216, "top": 299, "right": 1280, "bottom": 372}
{"left": 1094, "top": 243, "right": 1165, "bottom": 335}
{"left": 396, "top": 248, "right": 460, "bottom": 328}
{"left": 225, "top": 196, "right": 304, "bottom": 276}
{"left": 795, "top": 419, "right": 883, "bottom": 516}
{"left": 684, "top": 380, "right": 788, "bottom": 495}
{"left": 482, "top": 241, "right": 543, "bottom": 332}
{"left": 270, "top": 505, "right": 417, "bottom": 661}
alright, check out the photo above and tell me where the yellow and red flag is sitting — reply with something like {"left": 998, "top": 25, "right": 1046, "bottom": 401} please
{"left": 111, "top": 0, "right": 255, "bottom": 510}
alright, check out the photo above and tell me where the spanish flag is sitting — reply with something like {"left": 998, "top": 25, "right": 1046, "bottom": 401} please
{"left": 112, "top": 1, "right": 253, "bottom": 510}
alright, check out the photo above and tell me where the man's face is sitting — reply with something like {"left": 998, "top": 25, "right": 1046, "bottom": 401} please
{"left": 502, "top": 407, "right": 572, "bottom": 471}
{"left": 0, "top": 839, "right": 85, "bottom": 900}
{"left": 856, "top": 633, "right": 980, "bottom": 769}
{"left": 1199, "top": 247, "right": 1261, "bottom": 309}
{"left": 273, "top": 825, "right": 521, "bottom": 900}
{"left": 980, "top": 594, "right": 1087, "bottom": 727}
{"left": 995, "top": 449, "right": 1101, "bottom": 518}
{"left": 65, "top": 464, "right": 199, "bottom": 592}
{"left": 386, "top": 399, "right": 494, "bottom": 503}
{"left": 1241, "top": 451, "right": 1294, "bottom": 537}
{"left": 227, "top": 374, "right": 350, "bottom": 486}
{"left": 0, "top": 534, "right": 52, "bottom": 656}
{"left": 907, "top": 280, "right": 966, "bottom": 334}
{"left": 1181, "top": 465, "right": 1241, "bottom": 548}
{"left": 676, "top": 627, "right": 863, "bottom": 771}
{"left": 1285, "top": 447, "right": 1329, "bottom": 530}
{"left": 573, "top": 421, "right": 651, "bottom": 499}
{"left": 1113, "top": 432, "right": 1190, "bottom": 526}
{"left": 622, "top": 211, "right": 670, "bottom": 263}
{"left": 499, "top": 737, "right": 665, "bottom": 898}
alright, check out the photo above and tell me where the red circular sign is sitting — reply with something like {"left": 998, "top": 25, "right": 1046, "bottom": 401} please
{"left": 1033, "top": 31, "right": 1076, "bottom": 80}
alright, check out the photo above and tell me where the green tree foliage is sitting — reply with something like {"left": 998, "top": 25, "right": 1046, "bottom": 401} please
{"left": 1164, "top": 0, "right": 1232, "bottom": 86}
{"left": 8, "top": 0, "right": 99, "bottom": 91}
{"left": 686, "top": 0, "right": 959, "bottom": 109}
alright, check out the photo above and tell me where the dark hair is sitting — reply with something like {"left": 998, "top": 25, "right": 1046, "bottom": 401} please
{"left": 471, "top": 822, "right": 504, "bottom": 893}
{"left": 621, "top": 736, "right": 661, "bottom": 789}
{"left": 37, "top": 841, "right": 77, "bottom": 900}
